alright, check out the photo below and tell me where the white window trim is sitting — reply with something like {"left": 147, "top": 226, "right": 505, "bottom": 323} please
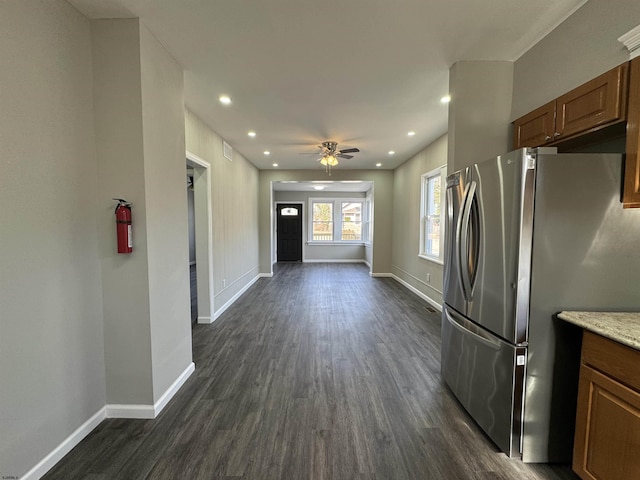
{"left": 363, "top": 193, "right": 373, "bottom": 246}
{"left": 419, "top": 165, "right": 446, "bottom": 263}
{"left": 309, "top": 197, "right": 366, "bottom": 245}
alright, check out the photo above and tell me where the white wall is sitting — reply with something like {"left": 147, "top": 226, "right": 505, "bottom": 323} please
{"left": 391, "top": 135, "right": 448, "bottom": 308}
{"left": 0, "top": 1, "right": 106, "bottom": 477}
{"left": 184, "top": 110, "right": 260, "bottom": 314}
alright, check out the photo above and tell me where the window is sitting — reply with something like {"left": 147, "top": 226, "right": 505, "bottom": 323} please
{"left": 420, "top": 166, "right": 446, "bottom": 262}
{"left": 341, "top": 202, "right": 362, "bottom": 240}
{"left": 310, "top": 198, "right": 365, "bottom": 243}
{"left": 312, "top": 202, "right": 333, "bottom": 241}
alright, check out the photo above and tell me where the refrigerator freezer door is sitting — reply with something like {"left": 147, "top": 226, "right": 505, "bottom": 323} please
{"left": 441, "top": 305, "right": 526, "bottom": 458}
{"left": 443, "top": 169, "right": 471, "bottom": 316}
{"left": 466, "top": 149, "right": 535, "bottom": 344}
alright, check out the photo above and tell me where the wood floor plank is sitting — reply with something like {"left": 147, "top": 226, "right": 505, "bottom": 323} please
{"left": 42, "top": 263, "right": 578, "bottom": 480}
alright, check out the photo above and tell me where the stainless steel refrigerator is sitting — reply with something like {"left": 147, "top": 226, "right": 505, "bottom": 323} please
{"left": 441, "top": 147, "right": 640, "bottom": 462}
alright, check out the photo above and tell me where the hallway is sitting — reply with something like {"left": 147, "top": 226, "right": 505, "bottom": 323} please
{"left": 43, "top": 264, "right": 577, "bottom": 479}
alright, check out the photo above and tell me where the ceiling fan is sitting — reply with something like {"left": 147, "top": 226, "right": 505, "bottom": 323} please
{"left": 313, "top": 141, "right": 360, "bottom": 175}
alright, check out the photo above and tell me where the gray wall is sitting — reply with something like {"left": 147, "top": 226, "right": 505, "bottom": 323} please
{"left": 0, "top": 7, "right": 194, "bottom": 476}
{"left": 259, "top": 170, "right": 394, "bottom": 275}
{"left": 448, "top": 61, "right": 514, "bottom": 171}
{"left": 391, "top": 135, "right": 448, "bottom": 308}
{"left": 185, "top": 110, "right": 261, "bottom": 314}
{"left": 139, "top": 21, "right": 193, "bottom": 402}
{"left": 512, "top": 0, "right": 640, "bottom": 120}
{"left": 92, "top": 18, "right": 154, "bottom": 406}
{"left": 273, "top": 191, "right": 367, "bottom": 263}
{"left": 0, "top": 1, "right": 106, "bottom": 476}
{"left": 92, "top": 18, "right": 193, "bottom": 406}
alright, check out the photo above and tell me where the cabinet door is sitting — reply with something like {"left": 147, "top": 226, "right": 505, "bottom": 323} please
{"left": 556, "top": 63, "right": 628, "bottom": 140}
{"left": 573, "top": 365, "right": 640, "bottom": 480}
{"left": 513, "top": 101, "right": 556, "bottom": 149}
{"left": 623, "top": 57, "right": 640, "bottom": 207}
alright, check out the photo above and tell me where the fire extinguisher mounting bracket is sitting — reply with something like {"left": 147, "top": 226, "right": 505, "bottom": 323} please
{"left": 112, "top": 198, "right": 132, "bottom": 212}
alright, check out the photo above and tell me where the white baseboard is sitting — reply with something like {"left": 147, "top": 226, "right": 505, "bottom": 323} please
{"left": 106, "top": 361, "right": 195, "bottom": 419}
{"left": 152, "top": 362, "right": 195, "bottom": 415}
{"left": 22, "top": 408, "right": 106, "bottom": 480}
{"left": 388, "top": 273, "right": 442, "bottom": 312}
{"left": 214, "top": 274, "right": 261, "bottom": 320}
{"left": 23, "top": 363, "right": 195, "bottom": 479}
{"left": 259, "top": 272, "right": 273, "bottom": 278}
{"left": 370, "top": 272, "right": 393, "bottom": 278}
{"left": 303, "top": 259, "right": 368, "bottom": 264}
{"left": 197, "top": 315, "right": 213, "bottom": 324}
{"left": 105, "top": 403, "right": 156, "bottom": 419}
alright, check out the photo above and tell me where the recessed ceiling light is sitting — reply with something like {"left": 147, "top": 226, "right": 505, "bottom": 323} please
{"left": 219, "top": 95, "right": 231, "bottom": 105}
{"left": 376, "top": 163, "right": 382, "bottom": 167}
{"left": 407, "top": 131, "right": 416, "bottom": 137}
{"left": 314, "top": 185, "right": 325, "bottom": 190}
{"left": 441, "top": 95, "right": 451, "bottom": 104}
{"left": 248, "top": 131, "right": 256, "bottom": 137}
{"left": 264, "top": 151, "right": 270, "bottom": 155}
{"left": 272, "top": 163, "right": 278, "bottom": 167}
{"left": 388, "top": 151, "right": 395, "bottom": 155}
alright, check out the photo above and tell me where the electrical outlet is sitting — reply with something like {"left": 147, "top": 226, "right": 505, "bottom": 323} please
{"left": 426, "top": 273, "right": 431, "bottom": 283}
{"left": 223, "top": 279, "right": 226, "bottom": 288}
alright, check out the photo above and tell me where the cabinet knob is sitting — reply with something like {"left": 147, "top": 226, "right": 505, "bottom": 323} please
{"left": 545, "top": 135, "right": 552, "bottom": 141}
{"left": 554, "top": 132, "right": 561, "bottom": 137}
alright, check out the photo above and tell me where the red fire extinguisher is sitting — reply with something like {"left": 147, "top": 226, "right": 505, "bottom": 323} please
{"left": 113, "top": 198, "right": 133, "bottom": 254}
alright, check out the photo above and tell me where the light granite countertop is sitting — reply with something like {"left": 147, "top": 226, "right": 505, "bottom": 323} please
{"left": 557, "top": 311, "right": 640, "bottom": 351}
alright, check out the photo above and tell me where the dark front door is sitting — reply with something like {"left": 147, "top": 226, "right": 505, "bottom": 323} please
{"left": 277, "top": 203, "right": 303, "bottom": 262}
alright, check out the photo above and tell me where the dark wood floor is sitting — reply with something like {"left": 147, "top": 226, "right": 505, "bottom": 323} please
{"left": 43, "top": 263, "right": 579, "bottom": 480}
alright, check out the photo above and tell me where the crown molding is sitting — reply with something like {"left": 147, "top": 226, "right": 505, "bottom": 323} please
{"left": 619, "top": 25, "right": 640, "bottom": 60}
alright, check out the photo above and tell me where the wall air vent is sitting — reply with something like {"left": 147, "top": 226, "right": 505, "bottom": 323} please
{"left": 223, "top": 140, "right": 233, "bottom": 161}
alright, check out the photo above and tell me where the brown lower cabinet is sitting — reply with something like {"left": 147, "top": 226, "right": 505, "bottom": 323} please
{"left": 573, "top": 331, "right": 640, "bottom": 480}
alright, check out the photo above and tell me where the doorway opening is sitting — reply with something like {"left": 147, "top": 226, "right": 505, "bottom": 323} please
{"left": 186, "top": 152, "right": 214, "bottom": 324}
{"left": 186, "top": 168, "right": 197, "bottom": 324}
{"left": 276, "top": 202, "right": 303, "bottom": 262}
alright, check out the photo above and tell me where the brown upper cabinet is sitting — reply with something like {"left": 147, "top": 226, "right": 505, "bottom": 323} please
{"left": 513, "top": 63, "right": 629, "bottom": 150}
{"left": 623, "top": 57, "right": 640, "bottom": 207}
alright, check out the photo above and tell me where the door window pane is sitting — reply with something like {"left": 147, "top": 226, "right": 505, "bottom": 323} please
{"left": 281, "top": 207, "right": 299, "bottom": 216}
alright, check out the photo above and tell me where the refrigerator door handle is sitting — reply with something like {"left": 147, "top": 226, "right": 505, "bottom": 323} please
{"left": 455, "top": 183, "right": 470, "bottom": 301}
{"left": 459, "top": 181, "right": 477, "bottom": 301}
{"left": 444, "top": 305, "right": 501, "bottom": 350}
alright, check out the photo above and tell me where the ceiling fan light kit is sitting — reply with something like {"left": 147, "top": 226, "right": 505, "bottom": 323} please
{"left": 314, "top": 141, "right": 360, "bottom": 175}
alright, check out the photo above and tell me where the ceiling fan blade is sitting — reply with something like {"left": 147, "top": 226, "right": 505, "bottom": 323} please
{"left": 338, "top": 148, "right": 359, "bottom": 154}
{"left": 336, "top": 154, "right": 354, "bottom": 159}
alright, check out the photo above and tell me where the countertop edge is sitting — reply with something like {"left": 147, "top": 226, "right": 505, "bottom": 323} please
{"left": 558, "top": 311, "right": 640, "bottom": 351}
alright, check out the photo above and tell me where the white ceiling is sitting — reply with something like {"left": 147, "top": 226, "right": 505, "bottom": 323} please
{"left": 69, "top": 0, "right": 586, "bottom": 172}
